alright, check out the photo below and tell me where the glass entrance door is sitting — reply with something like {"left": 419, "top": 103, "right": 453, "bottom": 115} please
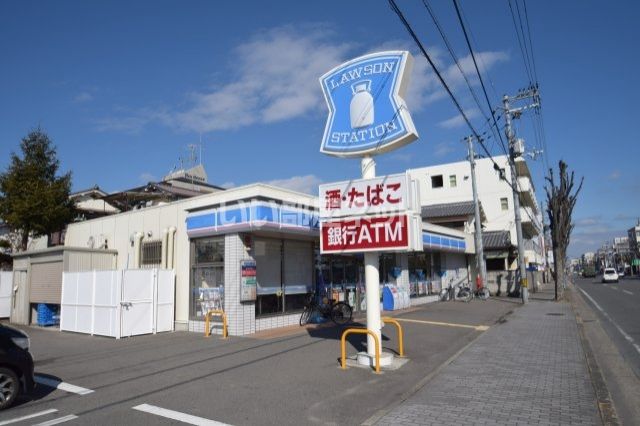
{"left": 192, "top": 266, "right": 224, "bottom": 318}
{"left": 190, "top": 237, "right": 225, "bottom": 319}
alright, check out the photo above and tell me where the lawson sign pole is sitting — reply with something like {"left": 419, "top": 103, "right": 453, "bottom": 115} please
{"left": 361, "top": 157, "right": 382, "bottom": 363}
{"left": 319, "top": 51, "right": 419, "bottom": 365}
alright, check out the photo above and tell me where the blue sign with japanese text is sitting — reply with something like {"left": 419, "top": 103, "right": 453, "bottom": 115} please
{"left": 320, "top": 51, "right": 418, "bottom": 157}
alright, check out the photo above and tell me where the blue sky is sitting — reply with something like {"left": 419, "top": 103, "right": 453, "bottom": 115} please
{"left": 1, "top": 0, "right": 638, "bottom": 257}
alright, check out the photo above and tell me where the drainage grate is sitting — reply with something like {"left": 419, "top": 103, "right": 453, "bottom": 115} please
{"left": 546, "top": 313, "right": 565, "bottom": 316}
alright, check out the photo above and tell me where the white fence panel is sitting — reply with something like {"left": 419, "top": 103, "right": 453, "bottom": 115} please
{"left": 0, "top": 272, "right": 12, "bottom": 318}
{"left": 60, "top": 271, "right": 91, "bottom": 334}
{"left": 60, "top": 268, "right": 174, "bottom": 339}
{"left": 93, "top": 270, "right": 120, "bottom": 337}
{"left": 156, "top": 270, "right": 175, "bottom": 333}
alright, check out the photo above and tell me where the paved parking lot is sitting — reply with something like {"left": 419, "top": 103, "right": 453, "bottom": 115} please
{"left": 0, "top": 299, "right": 515, "bottom": 425}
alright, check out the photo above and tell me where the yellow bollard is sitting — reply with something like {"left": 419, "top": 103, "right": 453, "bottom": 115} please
{"left": 204, "top": 310, "right": 228, "bottom": 339}
{"left": 382, "top": 317, "right": 404, "bottom": 357}
{"left": 340, "top": 328, "right": 381, "bottom": 373}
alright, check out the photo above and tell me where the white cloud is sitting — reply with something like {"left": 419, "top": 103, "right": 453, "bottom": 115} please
{"left": 170, "top": 25, "right": 352, "bottom": 133}
{"left": 265, "top": 174, "right": 322, "bottom": 195}
{"left": 438, "top": 109, "right": 480, "bottom": 129}
{"left": 389, "top": 153, "right": 413, "bottom": 163}
{"left": 95, "top": 116, "right": 149, "bottom": 133}
{"left": 608, "top": 170, "right": 621, "bottom": 180}
{"left": 139, "top": 172, "right": 157, "bottom": 183}
{"left": 219, "top": 181, "right": 236, "bottom": 189}
{"left": 74, "top": 92, "right": 93, "bottom": 103}
{"left": 434, "top": 142, "right": 455, "bottom": 158}
{"left": 95, "top": 26, "right": 508, "bottom": 135}
{"left": 405, "top": 50, "right": 508, "bottom": 114}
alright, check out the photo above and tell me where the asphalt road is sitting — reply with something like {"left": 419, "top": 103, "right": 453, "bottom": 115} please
{"left": 0, "top": 298, "right": 516, "bottom": 425}
{"left": 575, "top": 275, "right": 640, "bottom": 379}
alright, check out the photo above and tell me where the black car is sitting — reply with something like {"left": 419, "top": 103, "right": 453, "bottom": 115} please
{"left": 0, "top": 323, "right": 35, "bottom": 409}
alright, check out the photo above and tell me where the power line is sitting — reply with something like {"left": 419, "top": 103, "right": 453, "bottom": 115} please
{"left": 421, "top": 0, "right": 507, "bottom": 157}
{"left": 452, "top": 0, "right": 510, "bottom": 158}
{"left": 519, "top": 0, "right": 539, "bottom": 83}
{"left": 507, "top": 0, "right": 534, "bottom": 83}
{"left": 388, "top": 0, "right": 512, "bottom": 189}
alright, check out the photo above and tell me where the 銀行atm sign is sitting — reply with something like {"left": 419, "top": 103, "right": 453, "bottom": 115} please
{"left": 321, "top": 214, "right": 421, "bottom": 254}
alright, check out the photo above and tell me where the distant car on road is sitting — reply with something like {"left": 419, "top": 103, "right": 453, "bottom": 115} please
{"left": 602, "top": 268, "right": 619, "bottom": 283}
{"left": 0, "top": 324, "right": 35, "bottom": 410}
{"left": 617, "top": 267, "right": 625, "bottom": 278}
{"left": 582, "top": 264, "right": 596, "bottom": 278}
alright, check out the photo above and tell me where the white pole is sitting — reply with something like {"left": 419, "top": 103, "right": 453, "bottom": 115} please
{"left": 361, "top": 156, "right": 381, "bottom": 359}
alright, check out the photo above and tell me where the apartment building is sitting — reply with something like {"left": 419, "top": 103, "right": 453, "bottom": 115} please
{"left": 408, "top": 155, "right": 544, "bottom": 278}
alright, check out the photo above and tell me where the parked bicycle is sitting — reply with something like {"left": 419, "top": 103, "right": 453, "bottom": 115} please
{"left": 440, "top": 280, "right": 490, "bottom": 303}
{"left": 455, "top": 282, "right": 491, "bottom": 302}
{"left": 299, "top": 294, "right": 353, "bottom": 326}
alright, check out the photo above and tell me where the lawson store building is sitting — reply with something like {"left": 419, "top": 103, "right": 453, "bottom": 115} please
{"left": 64, "top": 182, "right": 474, "bottom": 336}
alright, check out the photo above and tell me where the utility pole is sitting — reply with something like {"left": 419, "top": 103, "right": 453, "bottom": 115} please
{"left": 502, "top": 90, "right": 538, "bottom": 304}
{"left": 467, "top": 135, "right": 487, "bottom": 291}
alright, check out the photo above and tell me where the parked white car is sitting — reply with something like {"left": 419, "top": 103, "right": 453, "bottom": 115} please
{"left": 602, "top": 268, "right": 619, "bottom": 283}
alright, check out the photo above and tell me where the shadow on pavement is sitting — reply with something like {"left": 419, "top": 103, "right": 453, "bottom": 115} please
{"left": 306, "top": 321, "right": 395, "bottom": 356}
{"left": 11, "top": 373, "right": 59, "bottom": 408}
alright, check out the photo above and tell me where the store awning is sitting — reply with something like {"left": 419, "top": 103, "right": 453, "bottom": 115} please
{"left": 186, "top": 200, "right": 320, "bottom": 238}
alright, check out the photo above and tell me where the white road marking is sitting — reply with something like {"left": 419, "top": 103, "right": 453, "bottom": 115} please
{"left": 623, "top": 289, "right": 633, "bottom": 296}
{"left": 33, "top": 415, "right": 78, "bottom": 426}
{"left": 579, "top": 287, "right": 640, "bottom": 356}
{"left": 0, "top": 409, "right": 58, "bottom": 425}
{"left": 602, "top": 284, "right": 608, "bottom": 287}
{"left": 610, "top": 286, "right": 618, "bottom": 291}
{"left": 395, "top": 318, "right": 489, "bottom": 331}
{"left": 34, "top": 376, "right": 94, "bottom": 395}
{"left": 133, "top": 404, "right": 232, "bottom": 426}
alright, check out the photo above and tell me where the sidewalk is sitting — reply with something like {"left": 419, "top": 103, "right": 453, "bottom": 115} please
{"left": 376, "top": 286, "right": 601, "bottom": 426}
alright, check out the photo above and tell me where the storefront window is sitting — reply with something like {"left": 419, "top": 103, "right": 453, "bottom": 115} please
{"left": 317, "top": 253, "right": 364, "bottom": 311}
{"left": 190, "top": 237, "right": 224, "bottom": 319}
{"left": 255, "top": 238, "right": 313, "bottom": 317}
{"left": 409, "top": 252, "right": 430, "bottom": 297}
{"left": 379, "top": 254, "right": 397, "bottom": 283}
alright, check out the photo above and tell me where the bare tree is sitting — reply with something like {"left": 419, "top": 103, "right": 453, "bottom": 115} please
{"left": 545, "top": 160, "right": 583, "bottom": 301}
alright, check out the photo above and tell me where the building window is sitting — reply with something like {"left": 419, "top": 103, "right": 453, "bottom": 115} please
{"left": 141, "top": 240, "right": 162, "bottom": 267}
{"left": 500, "top": 198, "right": 509, "bottom": 211}
{"left": 255, "top": 238, "right": 313, "bottom": 317}
{"left": 190, "top": 237, "right": 225, "bottom": 319}
{"left": 431, "top": 175, "right": 444, "bottom": 188}
{"left": 449, "top": 175, "right": 457, "bottom": 188}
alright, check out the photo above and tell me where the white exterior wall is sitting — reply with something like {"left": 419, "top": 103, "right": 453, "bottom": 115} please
{"left": 409, "top": 156, "right": 516, "bottom": 237}
{"left": 64, "top": 183, "right": 317, "bottom": 331}
{"left": 408, "top": 156, "right": 544, "bottom": 265}
{"left": 441, "top": 252, "right": 469, "bottom": 288}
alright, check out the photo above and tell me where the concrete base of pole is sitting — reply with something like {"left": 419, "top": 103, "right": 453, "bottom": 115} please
{"left": 357, "top": 351, "right": 394, "bottom": 367}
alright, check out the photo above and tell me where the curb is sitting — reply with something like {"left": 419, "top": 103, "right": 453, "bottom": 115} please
{"left": 568, "top": 286, "right": 620, "bottom": 426}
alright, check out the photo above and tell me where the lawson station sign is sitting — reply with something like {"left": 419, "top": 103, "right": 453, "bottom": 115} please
{"left": 319, "top": 51, "right": 418, "bottom": 157}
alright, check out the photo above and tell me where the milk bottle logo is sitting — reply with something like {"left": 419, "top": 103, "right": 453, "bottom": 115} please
{"left": 320, "top": 51, "right": 418, "bottom": 157}
{"left": 350, "top": 80, "right": 374, "bottom": 128}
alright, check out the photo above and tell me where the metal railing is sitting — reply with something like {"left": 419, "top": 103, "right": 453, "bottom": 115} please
{"left": 382, "top": 317, "right": 404, "bottom": 357}
{"left": 340, "top": 328, "right": 381, "bottom": 373}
